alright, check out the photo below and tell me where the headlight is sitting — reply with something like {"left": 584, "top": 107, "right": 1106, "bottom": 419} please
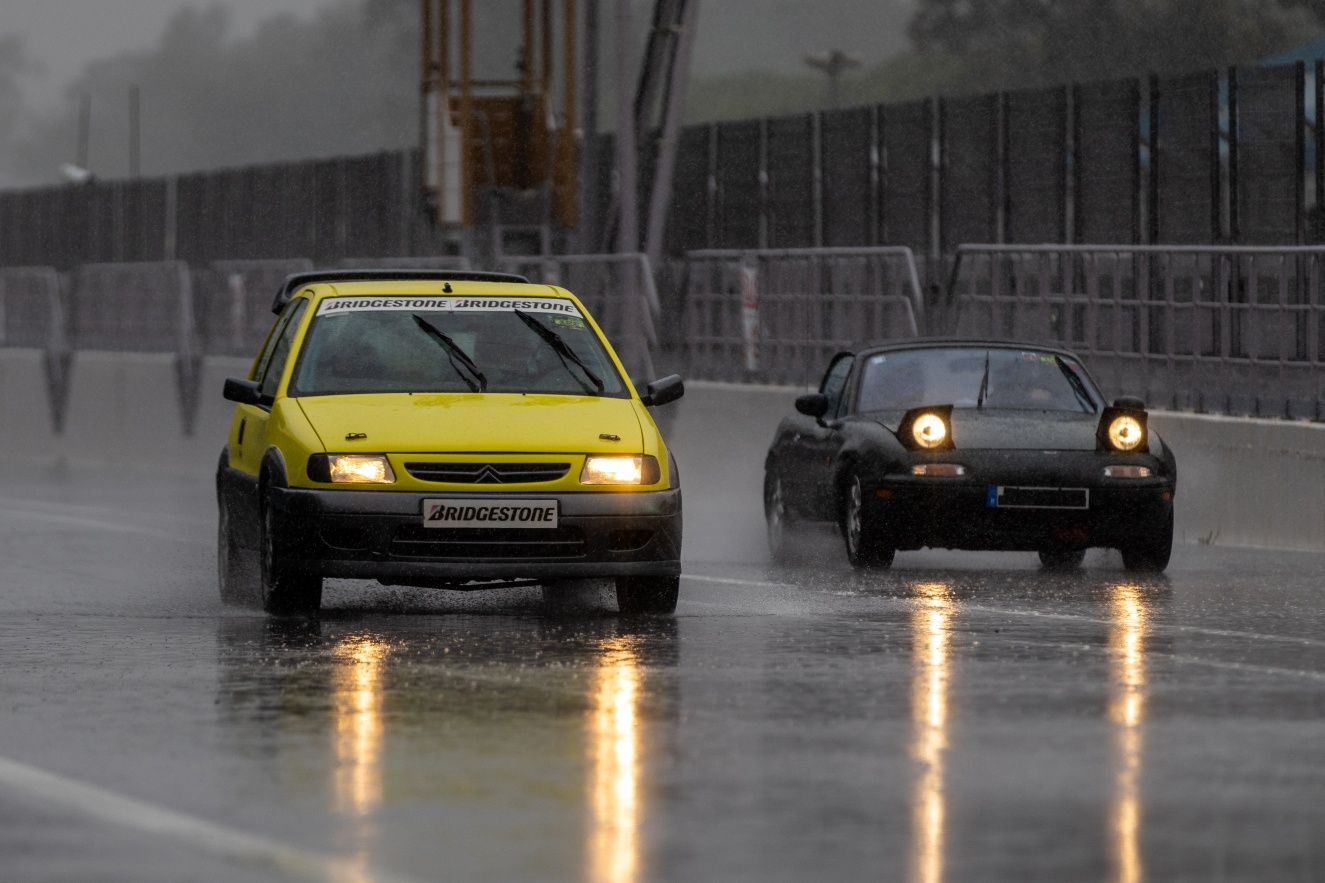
{"left": 911, "top": 413, "right": 948, "bottom": 449}
{"left": 580, "top": 455, "right": 661, "bottom": 485}
{"left": 1107, "top": 415, "right": 1144, "bottom": 451}
{"left": 313, "top": 454, "right": 396, "bottom": 484}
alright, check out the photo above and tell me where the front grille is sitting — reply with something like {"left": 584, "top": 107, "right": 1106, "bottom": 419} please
{"left": 404, "top": 462, "right": 571, "bottom": 484}
{"left": 389, "top": 525, "right": 587, "bottom": 560}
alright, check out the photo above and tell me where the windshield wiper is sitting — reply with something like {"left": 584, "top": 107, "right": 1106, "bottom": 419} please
{"left": 411, "top": 314, "right": 487, "bottom": 392}
{"left": 513, "top": 309, "right": 604, "bottom": 394}
{"left": 1054, "top": 356, "right": 1097, "bottom": 414}
{"left": 976, "top": 350, "right": 991, "bottom": 409}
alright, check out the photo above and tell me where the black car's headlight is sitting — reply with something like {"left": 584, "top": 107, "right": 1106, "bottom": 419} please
{"left": 1106, "top": 415, "right": 1144, "bottom": 451}
{"left": 911, "top": 412, "right": 949, "bottom": 449}
{"left": 308, "top": 454, "right": 396, "bottom": 484}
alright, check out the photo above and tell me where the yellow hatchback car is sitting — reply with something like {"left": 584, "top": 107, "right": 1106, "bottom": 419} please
{"left": 216, "top": 270, "right": 684, "bottom": 615}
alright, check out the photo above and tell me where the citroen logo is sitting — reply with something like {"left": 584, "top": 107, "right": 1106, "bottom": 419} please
{"left": 474, "top": 465, "right": 504, "bottom": 484}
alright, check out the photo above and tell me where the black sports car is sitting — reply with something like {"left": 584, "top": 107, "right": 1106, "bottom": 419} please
{"left": 763, "top": 339, "right": 1177, "bottom": 571}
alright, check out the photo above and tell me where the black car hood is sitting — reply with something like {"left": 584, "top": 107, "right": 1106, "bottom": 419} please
{"left": 868, "top": 408, "right": 1101, "bottom": 451}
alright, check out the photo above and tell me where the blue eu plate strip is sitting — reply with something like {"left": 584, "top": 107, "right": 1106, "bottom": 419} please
{"left": 986, "top": 485, "right": 999, "bottom": 508}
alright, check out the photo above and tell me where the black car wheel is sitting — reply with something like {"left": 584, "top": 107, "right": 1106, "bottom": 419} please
{"left": 217, "top": 499, "right": 259, "bottom": 606}
{"left": 764, "top": 472, "right": 796, "bottom": 563}
{"left": 615, "top": 575, "right": 679, "bottom": 615}
{"left": 843, "top": 474, "right": 894, "bottom": 569}
{"left": 1121, "top": 508, "right": 1174, "bottom": 573}
{"left": 1038, "top": 547, "right": 1086, "bottom": 570}
{"left": 259, "top": 491, "right": 322, "bottom": 615}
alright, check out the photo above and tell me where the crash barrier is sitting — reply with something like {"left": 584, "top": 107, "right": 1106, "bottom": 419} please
{"left": 498, "top": 253, "right": 660, "bottom": 381}
{"left": 0, "top": 267, "right": 69, "bottom": 432}
{"left": 946, "top": 245, "right": 1325, "bottom": 420}
{"left": 2, "top": 369, "right": 1322, "bottom": 556}
{"left": 681, "top": 248, "right": 924, "bottom": 386}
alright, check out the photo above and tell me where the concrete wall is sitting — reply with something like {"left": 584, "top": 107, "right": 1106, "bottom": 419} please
{"left": 3, "top": 353, "right": 1322, "bottom": 556}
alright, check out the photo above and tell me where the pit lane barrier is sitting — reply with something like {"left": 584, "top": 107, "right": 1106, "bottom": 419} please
{"left": 680, "top": 247, "right": 924, "bottom": 386}
{"left": 946, "top": 244, "right": 1325, "bottom": 421}
{"left": 497, "top": 252, "right": 660, "bottom": 382}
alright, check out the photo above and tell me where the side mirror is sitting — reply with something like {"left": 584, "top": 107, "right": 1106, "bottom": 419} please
{"left": 1112, "top": 395, "right": 1146, "bottom": 410}
{"left": 223, "top": 377, "right": 264, "bottom": 405}
{"left": 795, "top": 393, "right": 829, "bottom": 419}
{"left": 641, "top": 374, "right": 684, "bottom": 407}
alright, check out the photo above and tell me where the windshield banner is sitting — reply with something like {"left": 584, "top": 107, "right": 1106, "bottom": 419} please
{"left": 317, "top": 296, "right": 582, "bottom": 317}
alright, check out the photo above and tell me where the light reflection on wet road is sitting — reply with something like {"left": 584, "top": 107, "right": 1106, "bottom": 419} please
{"left": 1, "top": 467, "right": 1324, "bottom": 881}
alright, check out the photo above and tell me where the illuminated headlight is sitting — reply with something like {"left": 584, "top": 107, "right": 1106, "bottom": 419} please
{"left": 580, "top": 455, "right": 660, "bottom": 485}
{"left": 911, "top": 464, "right": 966, "bottom": 477}
{"left": 327, "top": 454, "right": 395, "bottom": 484}
{"left": 912, "top": 413, "right": 948, "bottom": 449}
{"left": 1104, "top": 465, "right": 1152, "bottom": 479}
{"left": 1107, "top": 416, "right": 1144, "bottom": 451}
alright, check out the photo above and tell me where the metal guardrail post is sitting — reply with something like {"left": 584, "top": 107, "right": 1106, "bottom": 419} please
{"left": 0, "top": 266, "right": 71, "bottom": 434}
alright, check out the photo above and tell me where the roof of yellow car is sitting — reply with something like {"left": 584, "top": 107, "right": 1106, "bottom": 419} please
{"left": 309, "top": 280, "right": 569, "bottom": 298}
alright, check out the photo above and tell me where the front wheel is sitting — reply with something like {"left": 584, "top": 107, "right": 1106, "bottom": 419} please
{"left": 217, "top": 499, "right": 259, "bottom": 606}
{"left": 1120, "top": 509, "right": 1174, "bottom": 573}
{"left": 764, "top": 472, "right": 796, "bottom": 564}
{"left": 843, "top": 474, "right": 894, "bottom": 570}
{"left": 259, "top": 491, "right": 322, "bottom": 615}
{"left": 615, "top": 575, "right": 679, "bottom": 615}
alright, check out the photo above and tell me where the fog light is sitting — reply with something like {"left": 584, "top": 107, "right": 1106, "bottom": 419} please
{"left": 1104, "top": 465, "right": 1151, "bottom": 479}
{"left": 911, "top": 464, "right": 966, "bottom": 477}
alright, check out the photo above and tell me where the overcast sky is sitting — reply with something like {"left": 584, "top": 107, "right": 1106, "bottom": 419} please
{"left": 4, "top": 0, "right": 913, "bottom": 110}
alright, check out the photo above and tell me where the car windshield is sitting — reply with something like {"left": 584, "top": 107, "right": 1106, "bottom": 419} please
{"left": 857, "top": 347, "right": 1100, "bottom": 414}
{"left": 289, "top": 295, "right": 628, "bottom": 397}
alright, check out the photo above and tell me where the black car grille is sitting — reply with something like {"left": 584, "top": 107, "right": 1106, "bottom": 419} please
{"left": 404, "top": 462, "right": 571, "bottom": 484}
{"left": 389, "top": 525, "right": 587, "bottom": 560}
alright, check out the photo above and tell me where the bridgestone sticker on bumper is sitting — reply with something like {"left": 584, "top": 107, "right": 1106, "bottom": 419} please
{"left": 422, "top": 499, "right": 559, "bottom": 528}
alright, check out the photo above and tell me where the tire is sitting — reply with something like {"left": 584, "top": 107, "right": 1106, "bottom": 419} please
{"left": 1121, "top": 508, "right": 1174, "bottom": 573}
{"left": 259, "top": 489, "right": 322, "bottom": 615}
{"left": 615, "top": 575, "right": 679, "bottom": 615}
{"left": 1038, "top": 547, "right": 1086, "bottom": 571}
{"left": 842, "top": 474, "right": 894, "bottom": 570}
{"left": 764, "top": 471, "right": 795, "bottom": 564}
{"left": 217, "top": 498, "right": 259, "bottom": 606}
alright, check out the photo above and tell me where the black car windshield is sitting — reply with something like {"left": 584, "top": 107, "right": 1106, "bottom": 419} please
{"left": 857, "top": 347, "right": 1100, "bottom": 414}
{"left": 289, "top": 295, "right": 628, "bottom": 397}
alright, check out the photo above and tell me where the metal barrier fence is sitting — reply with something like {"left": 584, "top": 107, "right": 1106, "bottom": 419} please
{"left": 681, "top": 247, "right": 924, "bottom": 385}
{"left": 946, "top": 244, "right": 1325, "bottom": 419}
{"left": 498, "top": 253, "right": 660, "bottom": 381}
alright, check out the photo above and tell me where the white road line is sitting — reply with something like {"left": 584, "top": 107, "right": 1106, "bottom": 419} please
{"left": 0, "top": 754, "right": 419, "bottom": 883}
{"left": 0, "top": 502, "right": 205, "bottom": 544}
{"left": 683, "top": 571, "right": 1325, "bottom": 650}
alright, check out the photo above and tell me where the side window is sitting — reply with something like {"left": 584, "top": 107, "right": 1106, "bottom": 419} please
{"left": 258, "top": 299, "right": 308, "bottom": 400}
{"left": 819, "top": 355, "right": 855, "bottom": 417}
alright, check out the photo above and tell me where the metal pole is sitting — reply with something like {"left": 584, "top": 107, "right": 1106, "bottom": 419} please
{"left": 615, "top": 0, "right": 637, "bottom": 255}
{"left": 643, "top": 0, "right": 698, "bottom": 268}
{"left": 581, "top": 0, "right": 600, "bottom": 250}
{"left": 76, "top": 94, "right": 91, "bottom": 170}
{"left": 129, "top": 85, "right": 140, "bottom": 178}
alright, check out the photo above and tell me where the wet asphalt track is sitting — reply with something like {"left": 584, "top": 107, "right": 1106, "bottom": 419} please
{"left": 1, "top": 461, "right": 1324, "bottom": 882}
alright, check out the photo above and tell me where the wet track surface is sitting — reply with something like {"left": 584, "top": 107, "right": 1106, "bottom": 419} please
{"left": 1, "top": 461, "right": 1324, "bottom": 881}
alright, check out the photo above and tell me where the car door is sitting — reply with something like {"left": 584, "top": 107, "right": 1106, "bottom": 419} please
{"left": 231, "top": 299, "right": 308, "bottom": 478}
{"left": 793, "top": 353, "right": 854, "bottom": 520}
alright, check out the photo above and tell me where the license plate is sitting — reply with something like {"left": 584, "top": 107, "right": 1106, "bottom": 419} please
{"left": 422, "top": 499, "right": 559, "bottom": 528}
{"left": 987, "top": 486, "right": 1089, "bottom": 510}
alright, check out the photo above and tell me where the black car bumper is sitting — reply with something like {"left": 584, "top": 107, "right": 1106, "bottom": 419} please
{"left": 864, "top": 459, "right": 1172, "bottom": 552}
{"left": 265, "top": 484, "right": 682, "bottom": 584}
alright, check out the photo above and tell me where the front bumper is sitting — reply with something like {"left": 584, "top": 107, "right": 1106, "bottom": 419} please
{"left": 269, "top": 485, "right": 682, "bottom": 583}
{"left": 865, "top": 452, "right": 1173, "bottom": 551}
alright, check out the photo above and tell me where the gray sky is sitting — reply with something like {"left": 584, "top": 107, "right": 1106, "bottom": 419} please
{"left": 4, "top": 0, "right": 913, "bottom": 110}
{"left": 4, "top": 0, "right": 338, "bottom": 108}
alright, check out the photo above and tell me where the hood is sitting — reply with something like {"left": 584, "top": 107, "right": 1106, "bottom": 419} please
{"left": 871, "top": 408, "right": 1102, "bottom": 451}
{"left": 297, "top": 393, "right": 645, "bottom": 453}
